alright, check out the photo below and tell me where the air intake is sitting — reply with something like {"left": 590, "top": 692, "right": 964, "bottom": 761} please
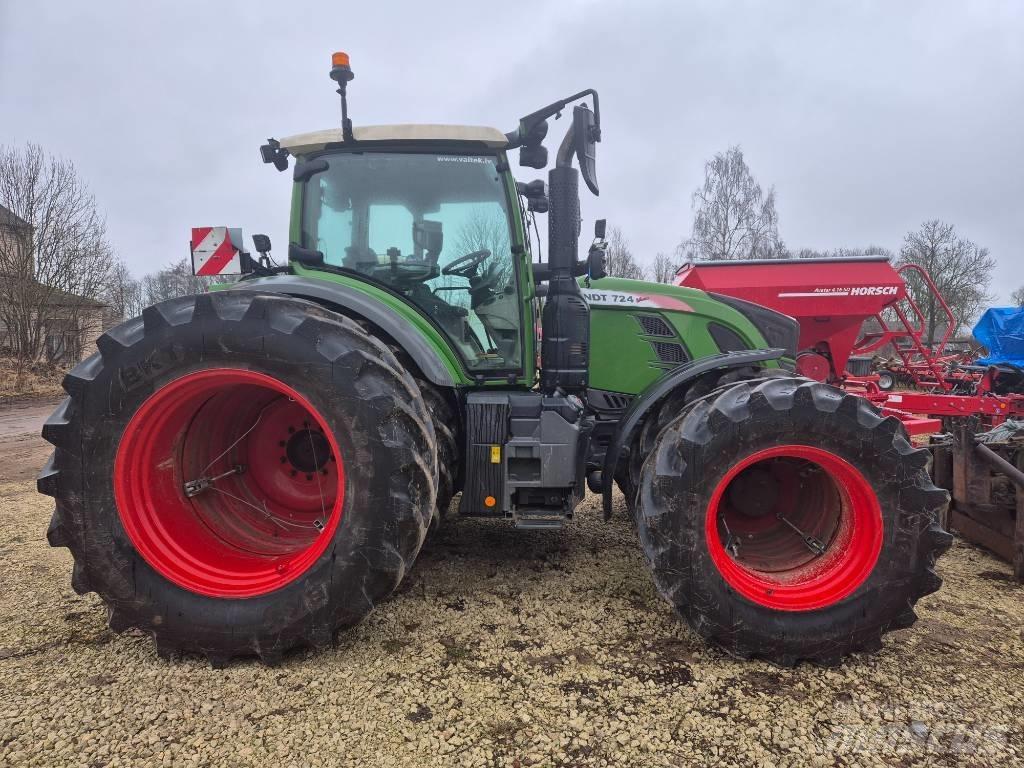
{"left": 652, "top": 341, "right": 688, "bottom": 365}
{"left": 635, "top": 314, "right": 674, "bottom": 337}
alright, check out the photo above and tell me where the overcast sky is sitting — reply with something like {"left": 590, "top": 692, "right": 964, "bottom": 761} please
{"left": 2, "top": 1, "right": 1022, "bottom": 302}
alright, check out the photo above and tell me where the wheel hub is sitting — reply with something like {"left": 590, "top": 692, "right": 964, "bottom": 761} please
{"left": 285, "top": 428, "right": 332, "bottom": 474}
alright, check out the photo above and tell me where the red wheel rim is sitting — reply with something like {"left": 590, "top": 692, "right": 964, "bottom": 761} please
{"left": 114, "top": 369, "right": 344, "bottom": 598}
{"left": 705, "top": 445, "right": 882, "bottom": 611}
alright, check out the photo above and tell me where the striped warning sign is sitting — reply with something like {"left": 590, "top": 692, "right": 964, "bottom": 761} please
{"left": 190, "top": 227, "right": 244, "bottom": 276}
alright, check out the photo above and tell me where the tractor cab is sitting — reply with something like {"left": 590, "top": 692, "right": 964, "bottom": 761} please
{"left": 252, "top": 51, "right": 605, "bottom": 392}
{"left": 278, "top": 127, "right": 525, "bottom": 373}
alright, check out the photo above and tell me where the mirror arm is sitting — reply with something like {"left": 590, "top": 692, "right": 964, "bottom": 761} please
{"left": 555, "top": 124, "right": 577, "bottom": 168}
{"left": 505, "top": 89, "right": 600, "bottom": 148}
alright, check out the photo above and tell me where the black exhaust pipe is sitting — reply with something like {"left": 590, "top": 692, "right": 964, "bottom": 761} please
{"left": 540, "top": 161, "right": 589, "bottom": 394}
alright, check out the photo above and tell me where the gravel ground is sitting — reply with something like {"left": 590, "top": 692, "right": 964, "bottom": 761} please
{"left": 1, "top": 424, "right": 1022, "bottom": 767}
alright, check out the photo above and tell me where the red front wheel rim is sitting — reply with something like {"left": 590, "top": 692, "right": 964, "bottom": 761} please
{"left": 705, "top": 444, "right": 883, "bottom": 611}
{"left": 114, "top": 368, "right": 345, "bottom": 598}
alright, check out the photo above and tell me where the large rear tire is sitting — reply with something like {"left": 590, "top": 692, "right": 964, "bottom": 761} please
{"left": 39, "top": 291, "right": 437, "bottom": 666}
{"left": 636, "top": 377, "right": 951, "bottom": 665}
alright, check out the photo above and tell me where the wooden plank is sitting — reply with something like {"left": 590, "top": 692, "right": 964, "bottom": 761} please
{"left": 952, "top": 420, "right": 970, "bottom": 507}
{"left": 952, "top": 417, "right": 991, "bottom": 506}
{"left": 1015, "top": 449, "right": 1024, "bottom": 581}
{"left": 930, "top": 443, "right": 953, "bottom": 529}
{"left": 951, "top": 509, "right": 1015, "bottom": 561}
{"left": 956, "top": 502, "right": 1016, "bottom": 537}
{"left": 932, "top": 444, "right": 953, "bottom": 490}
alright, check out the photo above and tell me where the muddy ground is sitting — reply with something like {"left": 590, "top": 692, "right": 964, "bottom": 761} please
{"left": 0, "top": 401, "right": 1021, "bottom": 767}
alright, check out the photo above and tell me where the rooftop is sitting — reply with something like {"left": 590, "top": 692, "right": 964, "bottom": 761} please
{"left": 277, "top": 124, "right": 508, "bottom": 155}
{"left": 0, "top": 204, "right": 30, "bottom": 230}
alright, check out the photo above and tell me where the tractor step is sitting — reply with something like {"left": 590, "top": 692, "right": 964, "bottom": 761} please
{"left": 512, "top": 512, "right": 568, "bottom": 530}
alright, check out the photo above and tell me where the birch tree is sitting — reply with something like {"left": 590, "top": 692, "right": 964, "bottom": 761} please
{"left": 604, "top": 227, "right": 646, "bottom": 279}
{"left": 682, "top": 146, "right": 783, "bottom": 261}
{"left": 896, "top": 220, "right": 994, "bottom": 341}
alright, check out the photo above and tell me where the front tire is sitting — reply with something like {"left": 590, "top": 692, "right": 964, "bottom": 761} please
{"left": 39, "top": 291, "right": 437, "bottom": 666}
{"left": 636, "top": 377, "right": 951, "bottom": 665}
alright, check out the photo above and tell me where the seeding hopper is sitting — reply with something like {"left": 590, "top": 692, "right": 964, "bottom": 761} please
{"left": 675, "top": 256, "right": 952, "bottom": 385}
{"left": 677, "top": 256, "right": 1024, "bottom": 433}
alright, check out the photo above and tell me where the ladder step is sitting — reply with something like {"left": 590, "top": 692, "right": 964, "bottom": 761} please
{"left": 513, "top": 514, "right": 566, "bottom": 530}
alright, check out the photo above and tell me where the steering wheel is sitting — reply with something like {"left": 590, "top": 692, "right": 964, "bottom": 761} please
{"left": 441, "top": 249, "right": 492, "bottom": 278}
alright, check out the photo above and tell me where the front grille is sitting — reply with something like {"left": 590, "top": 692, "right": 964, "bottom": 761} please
{"left": 652, "top": 341, "right": 688, "bottom": 365}
{"left": 635, "top": 314, "right": 674, "bottom": 337}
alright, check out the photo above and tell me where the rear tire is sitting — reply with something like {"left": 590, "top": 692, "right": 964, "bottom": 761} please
{"left": 39, "top": 291, "right": 437, "bottom": 666}
{"left": 636, "top": 377, "right": 951, "bottom": 665}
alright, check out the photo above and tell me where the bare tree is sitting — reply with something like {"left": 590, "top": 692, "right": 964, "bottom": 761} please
{"left": 142, "top": 258, "right": 223, "bottom": 305}
{"left": 791, "top": 247, "right": 825, "bottom": 259}
{"left": 604, "top": 226, "right": 647, "bottom": 279}
{"left": 0, "top": 144, "right": 115, "bottom": 377}
{"left": 896, "top": 220, "right": 995, "bottom": 342}
{"left": 651, "top": 252, "right": 676, "bottom": 283}
{"left": 681, "top": 146, "right": 783, "bottom": 261}
{"left": 792, "top": 245, "right": 893, "bottom": 260}
{"left": 450, "top": 206, "right": 513, "bottom": 294}
{"left": 104, "top": 259, "right": 145, "bottom": 321}
{"left": 1012, "top": 286, "right": 1024, "bottom": 307}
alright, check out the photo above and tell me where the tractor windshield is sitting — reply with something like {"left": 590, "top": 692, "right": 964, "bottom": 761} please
{"left": 300, "top": 151, "right": 522, "bottom": 373}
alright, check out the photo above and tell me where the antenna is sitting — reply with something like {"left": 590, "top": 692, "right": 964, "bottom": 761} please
{"left": 329, "top": 51, "right": 355, "bottom": 142}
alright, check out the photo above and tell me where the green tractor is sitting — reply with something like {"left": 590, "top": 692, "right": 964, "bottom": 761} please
{"left": 39, "top": 53, "right": 950, "bottom": 667}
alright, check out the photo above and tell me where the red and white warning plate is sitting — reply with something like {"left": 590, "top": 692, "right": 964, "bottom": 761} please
{"left": 190, "top": 227, "right": 245, "bottom": 276}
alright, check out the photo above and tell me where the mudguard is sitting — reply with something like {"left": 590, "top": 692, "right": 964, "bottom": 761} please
{"left": 229, "top": 275, "right": 457, "bottom": 387}
{"left": 601, "top": 348, "right": 786, "bottom": 519}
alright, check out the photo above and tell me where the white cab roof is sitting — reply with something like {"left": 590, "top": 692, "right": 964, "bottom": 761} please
{"left": 278, "top": 125, "right": 508, "bottom": 154}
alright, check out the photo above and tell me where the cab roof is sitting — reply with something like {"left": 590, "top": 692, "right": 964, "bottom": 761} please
{"left": 278, "top": 125, "right": 509, "bottom": 155}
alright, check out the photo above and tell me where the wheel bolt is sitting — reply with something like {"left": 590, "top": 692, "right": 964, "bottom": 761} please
{"left": 280, "top": 456, "right": 287, "bottom": 463}
{"left": 305, "top": 474, "right": 313, "bottom": 481}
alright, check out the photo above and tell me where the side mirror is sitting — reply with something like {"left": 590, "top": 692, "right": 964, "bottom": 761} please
{"left": 519, "top": 120, "right": 549, "bottom": 169}
{"left": 587, "top": 247, "right": 607, "bottom": 281}
{"left": 252, "top": 233, "right": 272, "bottom": 255}
{"left": 260, "top": 139, "right": 290, "bottom": 172}
{"left": 586, "top": 219, "right": 608, "bottom": 280}
{"left": 516, "top": 179, "right": 549, "bottom": 213}
{"left": 572, "top": 105, "right": 600, "bottom": 195}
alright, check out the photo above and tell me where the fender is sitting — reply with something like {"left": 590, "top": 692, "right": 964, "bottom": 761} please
{"left": 228, "top": 275, "right": 458, "bottom": 387}
{"left": 601, "top": 348, "right": 786, "bottom": 519}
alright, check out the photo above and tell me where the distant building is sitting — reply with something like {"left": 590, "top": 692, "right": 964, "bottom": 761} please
{"left": 0, "top": 203, "right": 110, "bottom": 364}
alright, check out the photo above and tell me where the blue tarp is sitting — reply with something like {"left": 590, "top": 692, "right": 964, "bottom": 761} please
{"left": 973, "top": 307, "right": 1024, "bottom": 366}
